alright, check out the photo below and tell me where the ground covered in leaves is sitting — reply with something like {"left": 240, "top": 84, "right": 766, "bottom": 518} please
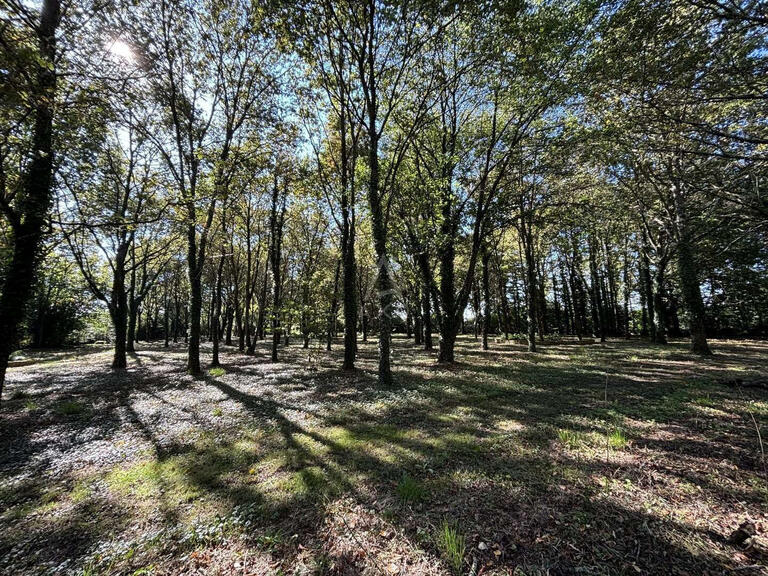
{"left": 1, "top": 336, "right": 767, "bottom": 575}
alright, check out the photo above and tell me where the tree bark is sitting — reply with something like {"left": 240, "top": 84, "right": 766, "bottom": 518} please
{"left": 671, "top": 180, "right": 712, "bottom": 355}
{"left": 0, "top": 0, "right": 61, "bottom": 398}
{"left": 481, "top": 245, "right": 491, "bottom": 350}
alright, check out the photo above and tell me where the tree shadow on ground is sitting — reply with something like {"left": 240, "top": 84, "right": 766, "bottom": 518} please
{"left": 1, "top": 336, "right": 766, "bottom": 574}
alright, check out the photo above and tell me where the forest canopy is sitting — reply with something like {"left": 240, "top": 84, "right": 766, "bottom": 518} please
{"left": 2, "top": 1, "right": 768, "bottom": 575}
{"left": 0, "top": 0, "right": 766, "bottom": 384}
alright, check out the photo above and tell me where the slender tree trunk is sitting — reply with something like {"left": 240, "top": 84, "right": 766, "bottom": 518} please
{"left": 422, "top": 280, "right": 433, "bottom": 350}
{"left": 588, "top": 235, "right": 605, "bottom": 342}
{"left": 622, "top": 242, "right": 630, "bottom": 339}
{"left": 328, "top": 260, "right": 340, "bottom": 351}
{"left": 256, "top": 263, "right": 268, "bottom": 343}
{"left": 211, "top": 251, "right": 226, "bottom": 367}
{"left": 481, "top": 246, "right": 491, "bottom": 350}
{"left": 523, "top": 229, "right": 537, "bottom": 352}
{"left": 164, "top": 284, "right": 170, "bottom": 348}
{"left": 339, "top": 73, "right": 358, "bottom": 370}
{"left": 654, "top": 261, "right": 668, "bottom": 345}
{"left": 438, "top": 234, "right": 458, "bottom": 362}
{"left": 498, "top": 265, "right": 511, "bottom": 339}
{"left": 268, "top": 175, "right": 286, "bottom": 362}
{"left": 640, "top": 232, "right": 656, "bottom": 341}
{"left": 187, "top": 231, "right": 202, "bottom": 374}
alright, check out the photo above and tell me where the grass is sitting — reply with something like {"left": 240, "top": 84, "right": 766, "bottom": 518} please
{"left": 396, "top": 473, "right": 426, "bottom": 503}
{"left": 2, "top": 337, "right": 768, "bottom": 576}
{"left": 55, "top": 399, "right": 88, "bottom": 416}
{"left": 435, "top": 519, "right": 466, "bottom": 574}
{"left": 558, "top": 428, "right": 582, "bottom": 449}
{"left": 208, "top": 367, "right": 226, "bottom": 377}
{"left": 608, "top": 428, "right": 628, "bottom": 449}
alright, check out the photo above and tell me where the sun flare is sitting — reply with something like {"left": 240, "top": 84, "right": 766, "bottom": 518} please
{"left": 107, "top": 38, "right": 135, "bottom": 63}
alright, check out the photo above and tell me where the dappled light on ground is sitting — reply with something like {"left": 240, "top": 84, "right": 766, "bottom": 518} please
{"left": 1, "top": 336, "right": 767, "bottom": 575}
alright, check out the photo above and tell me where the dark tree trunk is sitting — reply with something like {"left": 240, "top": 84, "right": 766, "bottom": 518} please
{"left": 268, "top": 175, "right": 286, "bottom": 362}
{"left": 640, "top": 232, "right": 656, "bottom": 341}
{"left": 327, "top": 260, "right": 341, "bottom": 351}
{"left": 211, "top": 249, "right": 226, "bottom": 367}
{"left": 187, "top": 235, "right": 202, "bottom": 374}
{"left": 0, "top": 0, "right": 60, "bottom": 398}
{"left": 654, "top": 262, "right": 668, "bottom": 345}
{"left": 671, "top": 181, "right": 712, "bottom": 355}
{"left": 164, "top": 285, "right": 170, "bottom": 349}
{"left": 622, "top": 242, "right": 631, "bottom": 339}
{"left": 256, "top": 263, "right": 268, "bottom": 343}
{"left": 481, "top": 246, "right": 491, "bottom": 350}
{"left": 588, "top": 235, "right": 605, "bottom": 342}
{"left": 110, "top": 244, "right": 130, "bottom": 369}
{"left": 523, "top": 231, "right": 537, "bottom": 352}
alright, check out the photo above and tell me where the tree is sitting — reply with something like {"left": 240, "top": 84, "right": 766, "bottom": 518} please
{"left": 0, "top": 0, "right": 61, "bottom": 399}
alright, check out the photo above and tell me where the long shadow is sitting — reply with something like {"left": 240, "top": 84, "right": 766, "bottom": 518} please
{"left": 2, "top": 337, "right": 767, "bottom": 574}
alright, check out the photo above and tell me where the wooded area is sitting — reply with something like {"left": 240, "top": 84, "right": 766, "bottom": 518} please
{"left": 1, "top": 0, "right": 767, "bottom": 574}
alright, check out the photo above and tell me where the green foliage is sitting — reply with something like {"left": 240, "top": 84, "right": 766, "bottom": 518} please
{"left": 435, "top": 519, "right": 466, "bottom": 574}
{"left": 608, "top": 429, "right": 628, "bottom": 450}
{"left": 557, "top": 429, "right": 582, "bottom": 449}
{"left": 55, "top": 400, "right": 87, "bottom": 416}
{"left": 396, "top": 473, "right": 426, "bottom": 504}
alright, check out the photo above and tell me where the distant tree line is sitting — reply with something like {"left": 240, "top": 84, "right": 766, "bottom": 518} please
{"left": 0, "top": 0, "right": 765, "bottom": 398}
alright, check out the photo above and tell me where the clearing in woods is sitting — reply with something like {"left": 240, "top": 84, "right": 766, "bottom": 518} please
{"left": 1, "top": 336, "right": 767, "bottom": 575}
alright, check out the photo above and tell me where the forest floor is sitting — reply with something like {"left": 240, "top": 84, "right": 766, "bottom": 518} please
{"left": 1, "top": 336, "right": 767, "bottom": 576}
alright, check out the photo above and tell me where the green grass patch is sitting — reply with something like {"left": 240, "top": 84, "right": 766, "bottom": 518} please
{"left": 608, "top": 429, "right": 628, "bottom": 449}
{"left": 208, "top": 367, "right": 226, "bottom": 377}
{"left": 435, "top": 519, "right": 466, "bottom": 574}
{"left": 55, "top": 399, "right": 88, "bottom": 416}
{"left": 396, "top": 473, "right": 425, "bottom": 503}
{"left": 557, "top": 428, "right": 582, "bottom": 449}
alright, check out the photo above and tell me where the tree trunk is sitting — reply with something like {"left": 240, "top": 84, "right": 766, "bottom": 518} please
{"left": 588, "top": 235, "right": 605, "bottom": 342}
{"left": 0, "top": 0, "right": 60, "bottom": 399}
{"left": 187, "top": 229, "right": 202, "bottom": 373}
{"left": 654, "top": 262, "right": 668, "bottom": 345}
{"left": 211, "top": 251, "right": 226, "bottom": 367}
{"left": 671, "top": 181, "right": 712, "bottom": 355}
{"left": 481, "top": 246, "right": 491, "bottom": 350}
{"left": 328, "top": 260, "right": 340, "bottom": 351}
{"left": 640, "top": 233, "right": 656, "bottom": 341}
{"left": 523, "top": 232, "right": 537, "bottom": 352}
{"left": 268, "top": 175, "right": 286, "bottom": 362}
{"left": 111, "top": 244, "right": 130, "bottom": 369}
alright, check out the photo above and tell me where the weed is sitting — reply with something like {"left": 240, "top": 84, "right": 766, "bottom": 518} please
{"left": 255, "top": 529, "right": 284, "bottom": 551}
{"left": 396, "top": 473, "right": 426, "bottom": 503}
{"left": 436, "top": 519, "right": 465, "bottom": 574}
{"left": 208, "top": 367, "right": 226, "bottom": 377}
{"left": 608, "top": 429, "right": 628, "bottom": 449}
{"left": 212, "top": 406, "right": 223, "bottom": 417}
{"left": 56, "top": 400, "right": 87, "bottom": 416}
{"left": 558, "top": 428, "right": 581, "bottom": 449}
{"left": 692, "top": 394, "right": 717, "bottom": 408}
{"left": 23, "top": 399, "right": 39, "bottom": 411}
